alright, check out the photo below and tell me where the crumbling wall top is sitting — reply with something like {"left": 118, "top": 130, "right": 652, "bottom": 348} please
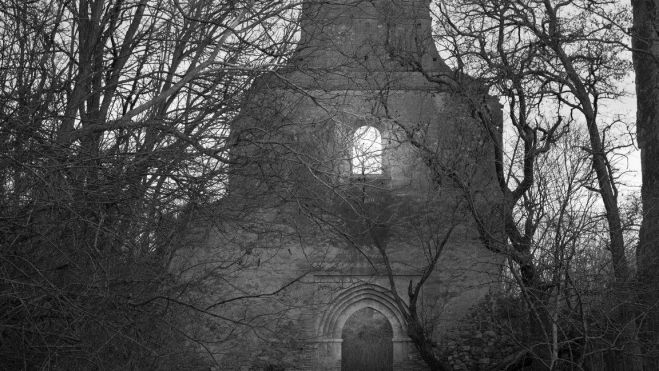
{"left": 294, "top": 0, "right": 448, "bottom": 72}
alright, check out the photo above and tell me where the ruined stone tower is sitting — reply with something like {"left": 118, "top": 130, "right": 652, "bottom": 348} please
{"left": 176, "top": 1, "right": 503, "bottom": 369}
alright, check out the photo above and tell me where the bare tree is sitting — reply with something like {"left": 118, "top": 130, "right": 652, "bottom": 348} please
{"left": 631, "top": 0, "right": 659, "bottom": 367}
{"left": 381, "top": 0, "right": 641, "bottom": 367}
{"left": 0, "top": 0, "right": 300, "bottom": 368}
{"left": 434, "top": 0, "right": 633, "bottom": 286}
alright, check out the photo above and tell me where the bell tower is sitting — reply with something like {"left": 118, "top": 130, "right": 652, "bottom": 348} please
{"left": 196, "top": 1, "right": 503, "bottom": 369}
{"left": 231, "top": 0, "right": 471, "bottom": 197}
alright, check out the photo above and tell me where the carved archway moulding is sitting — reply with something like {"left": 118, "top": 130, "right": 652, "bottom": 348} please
{"left": 316, "top": 283, "right": 409, "bottom": 341}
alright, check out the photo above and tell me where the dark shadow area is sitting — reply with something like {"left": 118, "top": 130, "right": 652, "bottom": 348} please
{"left": 341, "top": 307, "right": 393, "bottom": 371}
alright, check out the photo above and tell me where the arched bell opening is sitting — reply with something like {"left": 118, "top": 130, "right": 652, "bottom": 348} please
{"left": 341, "top": 307, "right": 393, "bottom": 371}
{"left": 352, "top": 126, "right": 383, "bottom": 176}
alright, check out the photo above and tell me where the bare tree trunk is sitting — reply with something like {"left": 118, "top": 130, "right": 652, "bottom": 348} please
{"left": 632, "top": 0, "right": 659, "bottom": 368}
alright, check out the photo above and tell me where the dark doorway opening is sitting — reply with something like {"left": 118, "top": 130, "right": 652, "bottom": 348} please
{"left": 341, "top": 307, "right": 393, "bottom": 371}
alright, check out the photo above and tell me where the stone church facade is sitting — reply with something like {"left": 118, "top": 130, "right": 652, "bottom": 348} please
{"left": 175, "top": 1, "right": 503, "bottom": 370}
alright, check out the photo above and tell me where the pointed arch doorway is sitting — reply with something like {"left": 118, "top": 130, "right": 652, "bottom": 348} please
{"left": 341, "top": 307, "right": 393, "bottom": 371}
{"left": 314, "top": 283, "right": 415, "bottom": 369}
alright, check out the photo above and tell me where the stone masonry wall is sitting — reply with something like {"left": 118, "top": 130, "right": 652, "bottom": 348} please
{"left": 174, "top": 1, "right": 504, "bottom": 369}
